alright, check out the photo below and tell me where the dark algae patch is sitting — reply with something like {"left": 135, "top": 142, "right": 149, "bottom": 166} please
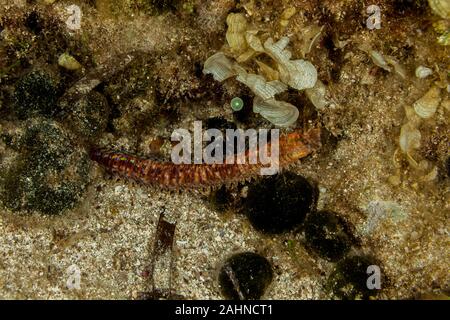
{"left": 64, "top": 91, "right": 110, "bottom": 139}
{"left": 0, "top": 119, "right": 90, "bottom": 215}
{"left": 13, "top": 70, "right": 60, "bottom": 119}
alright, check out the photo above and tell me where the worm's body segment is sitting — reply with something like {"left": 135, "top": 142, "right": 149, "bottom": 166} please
{"left": 90, "top": 128, "right": 321, "bottom": 189}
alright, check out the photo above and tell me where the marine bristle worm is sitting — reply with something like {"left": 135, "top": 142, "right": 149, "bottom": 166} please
{"left": 90, "top": 128, "right": 321, "bottom": 190}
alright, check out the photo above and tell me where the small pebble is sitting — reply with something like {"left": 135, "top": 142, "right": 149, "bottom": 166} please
{"left": 58, "top": 53, "right": 82, "bottom": 71}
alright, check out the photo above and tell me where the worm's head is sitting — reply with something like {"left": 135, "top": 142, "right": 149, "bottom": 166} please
{"left": 283, "top": 128, "right": 321, "bottom": 160}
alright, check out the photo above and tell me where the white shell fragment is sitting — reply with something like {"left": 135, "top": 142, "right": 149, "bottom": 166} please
{"left": 264, "top": 37, "right": 318, "bottom": 90}
{"left": 253, "top": 97, "right": 299, "bottom": 127}
{"left": 415, "top": 66, "right": 433, "bottom": 79}
{"left": 203, "top": 52, "right": 237, "bottom": 82}
{"left": 236, "top": 72, "right": 287, "bottom": 100}
{"left": 305, "top": 80, "right": 329, "bottom": 110}
{"left": 399, "top": 122, "right": 422, "bottom": 154}
{"left": 413, "top": 86, "right": 441, "bottom": 119}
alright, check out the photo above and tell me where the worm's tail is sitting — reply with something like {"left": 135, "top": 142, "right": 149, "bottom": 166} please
{"left": 89, "top": 148, "right": 148, "bottom": 181}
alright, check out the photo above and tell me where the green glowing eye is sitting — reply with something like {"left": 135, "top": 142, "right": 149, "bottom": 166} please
{"left": 230, "top": 97, "right": 244, "bottom": 111}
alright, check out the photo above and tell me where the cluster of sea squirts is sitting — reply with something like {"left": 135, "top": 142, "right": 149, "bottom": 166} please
{"left": 211, "top": 172, "right": 382, "bottom": 300}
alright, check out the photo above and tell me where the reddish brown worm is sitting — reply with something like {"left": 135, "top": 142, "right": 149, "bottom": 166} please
{"left": 90, "top": 128, "right": 321, "bottom": 189}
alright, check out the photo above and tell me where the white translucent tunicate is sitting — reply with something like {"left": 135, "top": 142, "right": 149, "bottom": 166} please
{"left": 415, "top": 66, "right": 433, "bottom": 79}
{"left": 253, "top": 97, "right": 299, "bottom": 127}
{"left": 403, "top": 105, "right": 421, "bottom": 127}
{"left": 361, "top": 200, "right": 407, "bottom": 235}
{"left": 428, "top": 0, "right": 450, "bottom": 19}
{"left": 203, "top": 32, "right": 321, "bottom": 126}
{"left": 245, "top": 30, "right": 265, "bottom": 52}
{"left": 255, "top": 60, "right": 279, "bottom": 81}
{"left": 363, "top": 49, "right": 407, "bottom": 79}
{"left": 264, "top": 37, "right": 292, "bottom": 61}
{"left": 264, "top": 37, "right": 318, "bottom": 90}
{"left": 385, "top": 56, "right": 407, "bottom": 79}
{"left": 413, "top": 86, "right": 441, "bottom": 119}
{"left": 236, "top": 73, "right": 287, "bottom": 100}
{"left": 226, "top": 13, "right": 248, "bottom": 54}
{"left": 203, "top": 52, "right": 237, "bottom": 82}
{"left": 399, "top": 122, "right": 422, "bottom": 153}
{"left": 360, "top": 44, "right": 409, "bottom": 79}
{"left": 369, "top": 50, "right": 392, "bottom": 72}
{"left": 305, "top": 79, "right": 329, "bottom": 110}
{"left": 279, "top": 59, "right": 318, "bottom": 90}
